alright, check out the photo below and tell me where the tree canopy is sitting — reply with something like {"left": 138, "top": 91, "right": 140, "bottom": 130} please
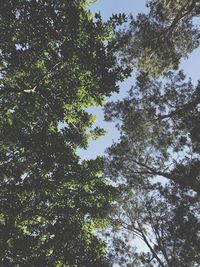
{"left": 0, "top": 0, "right": 129, "bottom": 265}
{"left": 114, "top": 0, "right": 200, "bottom": 76}
{"left": 107, "top": 183, "right": 200, "bottom": 267}
{"left": 105, "top": 71, "right": 200, "bottom": 192}
{"left": 104, "top": 72, "right": 200, "bottom": 265}
{"left": 103, "top": 0, "right": 200, "bottom": 266}
{"left": 1, "top": 0, "right": 200, "bottom": 266}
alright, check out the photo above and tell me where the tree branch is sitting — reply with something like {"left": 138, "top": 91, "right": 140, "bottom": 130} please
{"left": 164, "top": 1, "right": 197, "bottom": 38}
{"left": 137, "top": 220, "right": 165, "bottom": 267}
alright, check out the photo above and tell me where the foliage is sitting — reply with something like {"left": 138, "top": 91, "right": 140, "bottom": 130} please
{"left": 0, "top": 0, "right": 129, "bottom": 265}
{"left": 103, "top": 1, "right": 200, "bottom": 266}
{"left": 105, "top": 71, "right": 200, "bottom": 192}
{"left": 107, "top": 183, "right": 200, "bottom": 267}
{"left": 114, "top": 0, "right": 200, "bottom": 76}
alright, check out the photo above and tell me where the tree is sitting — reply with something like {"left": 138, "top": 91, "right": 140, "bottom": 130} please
{"left": 101, "top": 0, "right": 200, "bottom": 267}
{"left": 104, "top": 71, "right": 200, "bottom": 192}
{"left": 114, "top": 0, "right": 200, "bottom": 76}
{"left": 0, "top": 0, "right": 129, "bottom": 265}
{"left": 103, "top": 1, "right": 200, "bottom": 265}
{"left": 107, "top": 183, "right": 200, "bottom": 267}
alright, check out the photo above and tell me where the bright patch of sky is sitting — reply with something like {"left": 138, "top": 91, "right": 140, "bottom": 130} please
{"left": 89, "top": 0, "right": 148, "bottom": 20}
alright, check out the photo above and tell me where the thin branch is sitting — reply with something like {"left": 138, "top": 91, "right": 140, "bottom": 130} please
{"left": 137, "top": 220, "right": 165, "bottom": 267}
{"left": 130, "top": 158, "right": 200, "bottom": 192}
{"left": 147, "top": 208, "right": 171, "bottom": 265}
{"left": 156, "top": 86, "right": 200, "bottom": 121}
{"left": 23, "top": 61, "right": 63, "bottom": 93}
{"left": 131, "top": 159, "right": 172, "bottom": 179}
{"left": 164, "top": 1, "right": 197, "bottom": 38}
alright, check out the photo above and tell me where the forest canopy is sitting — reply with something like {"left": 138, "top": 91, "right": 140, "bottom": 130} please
{"left": 0, "top": 0, "right": 129, "bottom": 265}
{"left": 104, "top": 0, "right": 200, "bottom": 266}
{"left": 0, "top": 0, "right": 200, "bottom": 266}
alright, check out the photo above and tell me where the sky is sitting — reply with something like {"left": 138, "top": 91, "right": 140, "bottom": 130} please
{"left": 89, "top": 0, "right": 148, "bottom": 20}
{"left": 78, "top": 0, "right": 200, "bottom": 160}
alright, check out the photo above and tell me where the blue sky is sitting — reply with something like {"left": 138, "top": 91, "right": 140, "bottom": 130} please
{"left": 78, "top": 0, "right": 200, "bottom": 160}
{"left": 89, "top": 0, "right": 148, "bottom": 19}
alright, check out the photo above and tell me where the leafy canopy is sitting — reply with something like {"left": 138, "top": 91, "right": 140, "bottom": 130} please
{"left": 114, "top": 0, "right": 200, "bottom": 76}
{"left": 103, "top": 0, "right": 200, "bottom": 266}
{"left": 0, "top": 0, "right": 129, "bottom": 266}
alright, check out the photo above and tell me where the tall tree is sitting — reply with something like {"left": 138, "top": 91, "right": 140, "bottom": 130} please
{"left": 105, "top": 71, "right": 200, "bottom": 192}
{"left": 0, "top": 0, "right": 129, "bottom": 265}
{"left": 103, "top": 1, "right": 200, "bottom": 264}
{"left": 114, "top": 0, "right": 200, "bottom": 76}
{"left": 107, "top": 183, "right": 200, "bottom": 267}
{"left": 105, "top": 0, "right": 200, "bottom": 267}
